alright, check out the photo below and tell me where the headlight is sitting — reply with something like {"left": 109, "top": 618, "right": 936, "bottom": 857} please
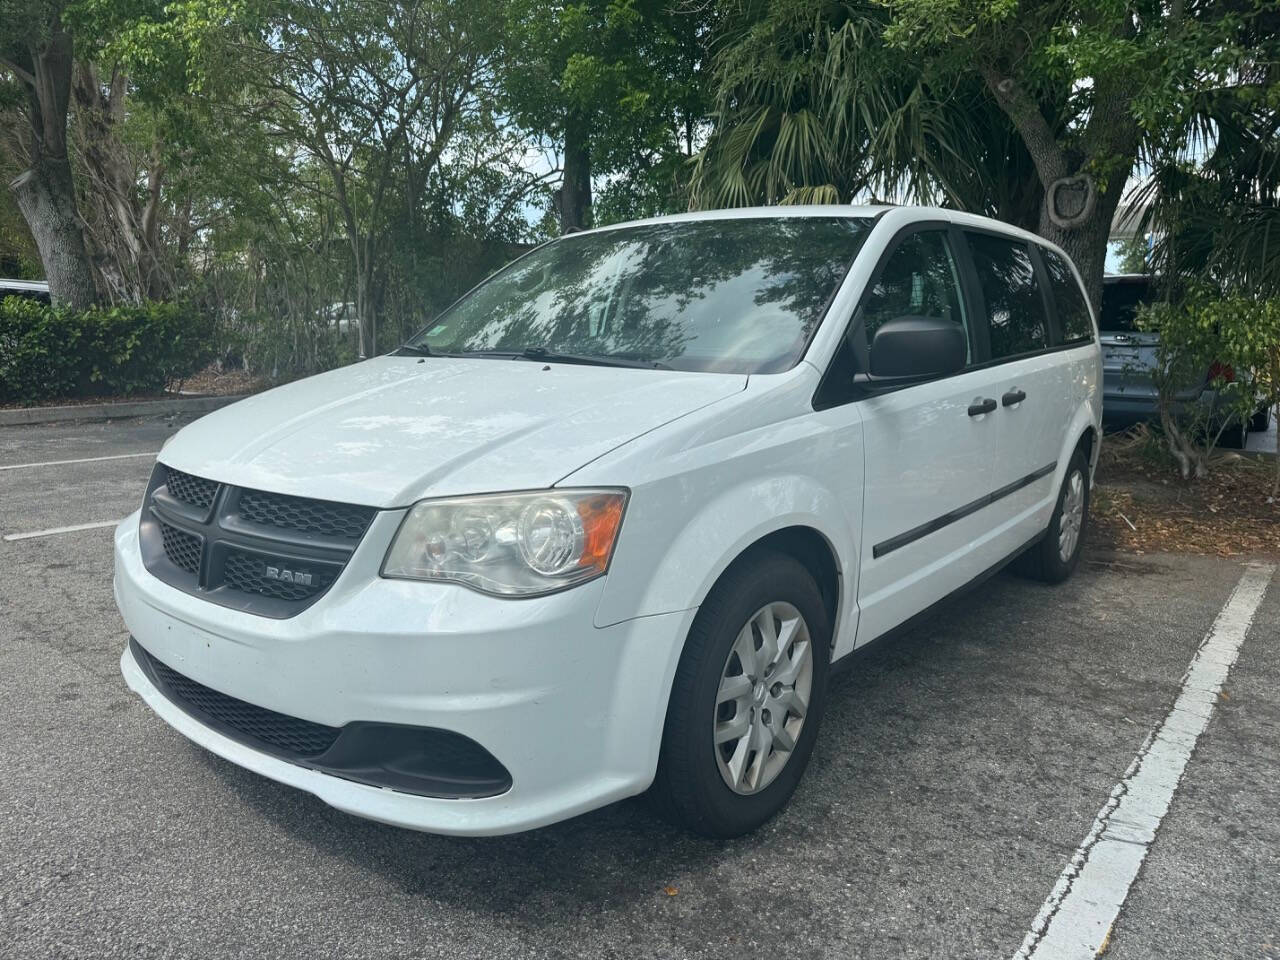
{"left": 381, "top": 489, "right": 628, "bottom": 597}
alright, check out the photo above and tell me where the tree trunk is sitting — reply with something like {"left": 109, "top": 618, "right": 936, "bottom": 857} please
{"left": 1038, "top": 202, "right": 1114, "bottom": 319}
{"left": 554, "top": 121, "right": 592, "bottom": 233}
{"left": 73, "top": 64, "right": 173, "bottom": 302}
{"left": 356, "top": 266, "right": 375, "bottom": 359}
{"left": 9, "top": 165, "right": 97, "bottom": 309}
{"left": 7, "top": 30, "right": 98, "bottom": 309}
{"left": 981, "top": 65, "right": 1138, "bottom": 318}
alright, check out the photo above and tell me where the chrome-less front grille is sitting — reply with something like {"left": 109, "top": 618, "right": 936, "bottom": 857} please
{"left": 139, "top": 463, "right": 373, "bottom": 618}
{"left": 158, "top": 521, "right": 202, "bottom": 574}
{"left": 222, "top": 549, "right": 339, "bottom": 601}
{"left": 238, "top": 489, "right": 373, "bottom": 539}
{"left": 164, "top": 466, "right": 218, "bottom": 511}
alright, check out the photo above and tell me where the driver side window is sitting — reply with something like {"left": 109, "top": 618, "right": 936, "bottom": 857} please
{"left": 862, "top": 230, "right": 971, "bottom": 362}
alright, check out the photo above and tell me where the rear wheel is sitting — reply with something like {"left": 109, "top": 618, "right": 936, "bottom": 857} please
{"left": 1218, "top": 418, "right": 1249, "bottom": 450}
{"left": 1014, "top": 447, "right": 1089, "bottom": 584}
{"left": 650, "top": 550, "right": 831, "bottom": 838}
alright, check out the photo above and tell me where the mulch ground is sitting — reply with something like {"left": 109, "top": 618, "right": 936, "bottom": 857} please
{"left": 174, "top": 365, "right": 270, "bottom": 397}
{"left": 1091, "top": 425, "right": 1280, "bottom": 557}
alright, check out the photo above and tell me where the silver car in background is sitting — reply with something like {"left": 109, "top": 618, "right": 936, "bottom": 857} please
{"left": 1100, "top": 274, "right": 1269, "bottom": 446}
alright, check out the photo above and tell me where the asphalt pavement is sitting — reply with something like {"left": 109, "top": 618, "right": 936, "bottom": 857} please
{"left": 1, "top": 415, "right": 1276, "bottom": 959}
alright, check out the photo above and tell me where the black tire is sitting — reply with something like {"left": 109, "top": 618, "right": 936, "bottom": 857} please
{"left": 649, "top": 549, "right": 831, "bottom": 838}
{"left": 1250, "top": 405, "right": 1271, "bottom": 433}
{"left": 1218, "top": 418, "right": 1249, "bottom": 450}
{"left": 1014, "top": 447, "right": 1090, "bottom": 584}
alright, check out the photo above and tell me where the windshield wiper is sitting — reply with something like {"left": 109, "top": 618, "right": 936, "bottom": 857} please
{"left": 516, "top": 347, "right": 671, "bottom": 370}
{"left": 393, "top": 343, "right": 434, "bottom": 357}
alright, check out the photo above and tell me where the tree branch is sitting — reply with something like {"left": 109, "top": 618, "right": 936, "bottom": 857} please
{"left": 979, "top": 64, "right": 1068, "bottom": 188}
{"left": 0, "top": 54, "right": 36, "bottom": 88}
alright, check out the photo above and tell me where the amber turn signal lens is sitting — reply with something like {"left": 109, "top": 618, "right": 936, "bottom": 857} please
{"left": 577, "top": 492, "right": 627, "bottom": 573}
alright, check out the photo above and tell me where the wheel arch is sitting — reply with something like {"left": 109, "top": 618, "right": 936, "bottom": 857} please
{"left": 1075, "top": 423, "right": 1098, "bottom": 469}
{"left": 1058, "top": 404, "right": 1101, "bottom": 489}
{"left": 721, "top": 526, "right": 842, "bottom": 644}
{"left": 594, "top": 475, "right": 859, "bottom": 656}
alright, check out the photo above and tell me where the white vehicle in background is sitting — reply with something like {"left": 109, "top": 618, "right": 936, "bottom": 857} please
{"left": 0, "top": 278, "right": 51, "bottom": 302}
{"left": 320, "top": 301, "right": 360, "bottom": 337}
{"left": 116, "top": 206, "right": 1102, "bottom": 838}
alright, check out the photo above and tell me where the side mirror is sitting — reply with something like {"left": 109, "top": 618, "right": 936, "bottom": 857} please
{"left": 868, "top": 315, "right": 967, "bottom": 381}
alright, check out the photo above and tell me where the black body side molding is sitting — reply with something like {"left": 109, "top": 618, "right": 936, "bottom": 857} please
{"left": 871, "top": 461, "right": 1057, "bottom": 559}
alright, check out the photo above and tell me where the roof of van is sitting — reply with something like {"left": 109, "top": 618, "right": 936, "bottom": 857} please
{"left": 574, "top": 205, "right": 890, "bottom": 235}
{"left": 571, "top": 204, "right": 1052, "bottom": 247}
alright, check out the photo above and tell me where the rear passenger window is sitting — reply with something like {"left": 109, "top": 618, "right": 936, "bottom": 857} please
{"left": 1041, "top": 249, "right": 1093, "bottom": 344}
{"left": 966, "top": 233, "right": 1048, "bottom": 359}
{"left": 860, "top": 230, "right": 970, "bottom": 361}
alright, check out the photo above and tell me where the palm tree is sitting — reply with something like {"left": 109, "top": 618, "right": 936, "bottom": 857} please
{"left": 1132, "top": 86, "right": 1280, "bottom": 296}
{"left": 689, "top": 2, "right": 1045, "bottom": 230}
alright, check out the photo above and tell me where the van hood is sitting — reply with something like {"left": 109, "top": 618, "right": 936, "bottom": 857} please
{"left": 159, "top": 356, "right": 745, "bottom": 507}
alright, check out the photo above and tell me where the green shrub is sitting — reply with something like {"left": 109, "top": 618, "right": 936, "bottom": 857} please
{"left": 1138, "top": 293, "right": 1280, "bottom": 484}
{"left": 0, "top": 298, "right": 215, "bottom": 405}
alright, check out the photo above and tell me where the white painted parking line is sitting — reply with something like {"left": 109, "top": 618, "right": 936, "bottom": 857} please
{"left": 0, "top": 451, "right": 157, "bottom": 472}
{"left": 3, "top": 519, "right": 124, "bottom": 541}
{"left": 1013, "top": 561, "right": 1275, "bottom": 960}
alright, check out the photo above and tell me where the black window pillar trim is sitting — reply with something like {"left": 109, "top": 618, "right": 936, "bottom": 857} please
{"left": 949, "top": 223, "right": 992, "bottom": 364}
{"left": 1026, "top": 242, "right": 1064, "bottom": 348}
{"left": 812, "top": 218, "right": 972, "bottom": 411}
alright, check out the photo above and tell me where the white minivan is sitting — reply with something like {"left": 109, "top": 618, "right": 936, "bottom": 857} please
{"left": 116, "top": 206, "right": 1102, "bottom": 838}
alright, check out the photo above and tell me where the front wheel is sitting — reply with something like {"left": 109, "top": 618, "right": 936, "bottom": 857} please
{"left": 649, "top": 550, "right": 831, "bottom": 838}
{"left": 1014, "top": 447, "right": 1090, "bottom": 583}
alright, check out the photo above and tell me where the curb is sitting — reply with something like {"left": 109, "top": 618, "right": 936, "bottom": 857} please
{"left": 0, "top": 394, "right": 249, "bottom": 427}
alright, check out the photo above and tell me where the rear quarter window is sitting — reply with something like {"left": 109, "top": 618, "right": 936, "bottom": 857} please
{"left": 965, "top": 232, "right": 1049, "bottom": 359}
{"left": 1041, "top": 249, "right": 1093, "bottom": 344}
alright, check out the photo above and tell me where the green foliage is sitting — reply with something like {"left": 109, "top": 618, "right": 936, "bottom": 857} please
{"left": 695, "top": 0, "right": 1274, "bottom": 314}
{"left": 0, "top": 297, "right": 213, "bottom": 403}
{"left": 1114, "top": 235, "right": 1151, "bottom": 276}
{"left": 1135, "top": 65, "right": 1280, "bottom": 300}
{"left": 1136, "top": 291, "right": 1278, "bottom": 480}
{"left": 502, "top": 0, "right": 712, "bottom": 225}
{"left": 1210, "top": 295, "right": 1280, "bottom": 448}
{"left": 0, "top": 194, "right": 42, "bottom": 279}
{"left": 690, "top": 0, "right": 1042, "bottom": 225}
{"left": 1214, "top": 293, "right": 1280, "bottom": 495}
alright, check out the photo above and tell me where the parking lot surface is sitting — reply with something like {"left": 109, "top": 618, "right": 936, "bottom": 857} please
{"left": 1, "top": 416, "right": 1277, "bottom": 959}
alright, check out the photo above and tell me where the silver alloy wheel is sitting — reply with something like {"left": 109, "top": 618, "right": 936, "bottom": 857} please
{"left": 713, "top": 601, "right": 813, "bottom": 795}
{"left": 1058, "top": 468, "right": 1085, "bottom": 562}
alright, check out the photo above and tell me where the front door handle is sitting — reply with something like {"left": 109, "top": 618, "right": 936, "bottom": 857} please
{"left": 968, "top": 398, "right": 997, "bottom": 417}
{"left": 1002, "top": 388, "right": 1027, "bottom": 407}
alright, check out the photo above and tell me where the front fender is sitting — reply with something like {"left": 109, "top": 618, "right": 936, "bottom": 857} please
{"left": 595, "top": 474, "right": 861, "bottom": 658}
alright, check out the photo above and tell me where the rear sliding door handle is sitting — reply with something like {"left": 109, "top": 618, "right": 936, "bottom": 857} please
{"left": 968, "top": 398, "right": 997, "bottom": 417}
{"left": 1002, "top": 389, "right": 1027, "bottom": 407}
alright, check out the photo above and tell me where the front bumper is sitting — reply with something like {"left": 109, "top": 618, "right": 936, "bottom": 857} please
{"left": 114, "top": 511, "right": 694, "bottom": 835}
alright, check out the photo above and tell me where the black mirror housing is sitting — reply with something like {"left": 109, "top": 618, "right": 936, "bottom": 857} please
{"left": 868, "top": 315, "right": 967, "bottom": 381}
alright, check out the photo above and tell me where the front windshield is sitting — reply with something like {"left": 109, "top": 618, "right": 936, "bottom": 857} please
{"left": 407, "top": 216, "right": 872, "bottom": 374}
